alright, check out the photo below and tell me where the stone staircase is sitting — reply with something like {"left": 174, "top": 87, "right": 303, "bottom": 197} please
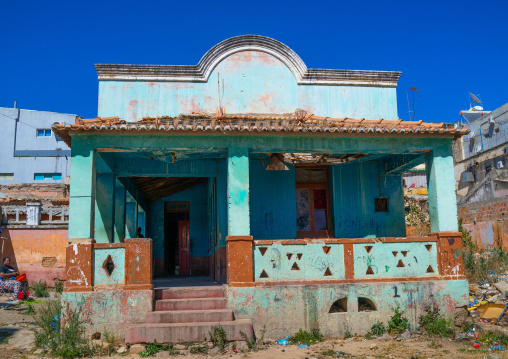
{"left": 125, "top": 286, "right": 253, "bottom": 343}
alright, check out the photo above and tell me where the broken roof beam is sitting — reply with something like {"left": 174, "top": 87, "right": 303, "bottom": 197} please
{"left": 385, "top": 155, "right": 427, "bottom": 175}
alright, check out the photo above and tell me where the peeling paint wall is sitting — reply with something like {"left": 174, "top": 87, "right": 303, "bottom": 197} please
{"left": 0, "top": 228, "right": 67, "bottom": 286}
{"left": 98, "top": 51, "right": 398, "bottom": 121}
{"left": 227, "top": 280, "right": 468, "bottom": 338}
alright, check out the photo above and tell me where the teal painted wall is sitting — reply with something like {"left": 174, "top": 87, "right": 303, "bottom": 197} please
{"left": 331, "top": 161, "right": 406, "bottom": 238}
{"left": 249, "top": 159, "right": 296, "bottom": 239}
{"left": 93, "top": 248, "right": 125, "bottom": 285}
{"left": 148, "top": 182, "right": 210, "bottom": 259}
{"left": 98, "top": 51, "right": 398, "bottom": 122}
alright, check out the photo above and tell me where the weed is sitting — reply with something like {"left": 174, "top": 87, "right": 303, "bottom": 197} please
{"left": 288, "top": 328, "right": 323, "bottom": 345}
{"left": 33, "top": 300, "right": 97, "bottom": 358}
{"left": 179, "top": 341, "right": 201, "bottom": 347}
{"left": 479, "top": 331, "right": 508, "bottom": 347}
{"left": 232, "top": 341, "right": 237, "bottom": 351}
{"left": 370, "top": 321, "right": 386, "bottom": 336}
{"left": 364, "top": 332, "right": 372, "bottom": 339}
{"left": 54, "top": 279, "right": 64, "bottom": 294}
{"left": 387, "top": 306, "right": 410, "bottom": 334}
{"left": 190, "top": 345, "right": 208, "bottom": 354}
{"left": 428, "top": 341, "right": 443, "bottom": 349}
{"left": 23, "top": 303, "right": 36, "bottom": 315}
{"left": 418, "top": 305, "right": 454, "bottom": 337}
{"left": 104, "top": 330, "right": 115, "bottom": 356}
{"left": 0, "top": 332, "right": 10, "bottom": 344}
{"left": 139, "top": 341, "right": 175, "bottom": 357}
{"left": 208, "top": 325, "right": 227, "bottom": 351}
{"left": 240, "top": 325, "right": 266, "bottom": 351}
{"left": 31, "top": 280, "right": 49, "bottom": 298}
{"left": 321, "top": 349, "right": 336, "bottom": 356}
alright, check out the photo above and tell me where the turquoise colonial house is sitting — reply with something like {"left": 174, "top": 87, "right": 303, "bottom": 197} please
{"left": 56, "top": 36, "right": 469, "bottom": 342}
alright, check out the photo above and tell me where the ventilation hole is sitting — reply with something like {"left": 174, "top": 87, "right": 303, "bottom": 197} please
{"left": 365, "top": 246, "right": 373, "bottom": 254}
{"left": 401, "top": 251, "right": 409, "bottom": 257}
{"left": 366, "top": 266, "right": 374, "bottom": 275}
{"left": 329, "top": 298, "right": 347, "bottom": 313}
{"left": 102, "top": 255, "right": 115, "bottom": 277}
{"left": 425, "top": 244, "right": 432, "bottom": 252}
{"left": 392, "top": 251, "right": 398, "bottom": 257}
{"left": 297, "top": 253, "right": 303, "bottom": 260}
{"left": 258, "top": 247, "right": 268, "bottom": 256}
{"left": 322, "top": 246, "right": 331, "bottom": 255}
{"left": 324, "top": 267, "right": 332, "bottom": 276}
{"left": 397, "top": 260, "right": 405, "bottom": 268}
{"left": 260, "top": 270, "right": 269, "bottom": 278}
{"left": 426, "top": 265, "right": 435, "bottom": 273}
{"left": 358, "top": 297, "right": 377, "bottom": 312}
{"left": 286, "top": 253, "right": 293, "bottom": 260}
{"left": 291, "top": 262, "right": 300, "bottom": 271}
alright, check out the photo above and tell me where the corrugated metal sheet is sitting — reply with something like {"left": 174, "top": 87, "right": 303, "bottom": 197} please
{"left": 403, "top": 172, "right": 427, "bottom": 188}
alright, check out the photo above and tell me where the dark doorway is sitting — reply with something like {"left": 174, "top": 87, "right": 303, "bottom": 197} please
{"left": 164, "top": 202, "right": 189, "bottom": 275}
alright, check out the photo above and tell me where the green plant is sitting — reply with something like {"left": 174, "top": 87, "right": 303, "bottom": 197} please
{"left": 288, "top": 328, "right": 323, "bottom": 345}
{"left": 104, "top": 330, "right": 115, "bottom": 356}
{"left": 139, "top": 341, "right": 175, "bottom": 357}
{"left": 208, "top": 325, "right": 227, "bottom": 351}
{"left": 54, "top": 279, "right": 64, "bottom": 294}
{"left": 23, "top": 303, "right": 36, "bottom": 315}
{"left": 240, "top": 325, "right": 266, "bottom": 350}
{"left": 370, "top": 321, "right": 386, "bottom": 336}
{"left": 32, "top": 280, "right": 49, "bottom": 298}
{"left": 428, "top": 341, "right": 443, "bottom": 349}
{"left": 0, "top": 332, "right": 10, "bottom": 344}
{"left": 33, "top": 300, "right": 98, "bottom": 358}
{"left": 418, "top": 305, "right": 454, "bottom": 337}
{"left": 189, "top": 345, "right": 208, "bottom": 354}
{"left": 479, "top": 331, "right": 508, "bottom": 347}
{"left": 387, "top": 306, "right": 410, "bottom": 334}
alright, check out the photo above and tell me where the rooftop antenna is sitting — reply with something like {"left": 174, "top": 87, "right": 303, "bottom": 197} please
{"left": 469, "top": 92, "right": 483, "bottom": 110}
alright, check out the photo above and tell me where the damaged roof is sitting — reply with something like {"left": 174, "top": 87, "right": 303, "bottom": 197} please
{"left": 52, "top": 112, "right": 469, "bottom": 147}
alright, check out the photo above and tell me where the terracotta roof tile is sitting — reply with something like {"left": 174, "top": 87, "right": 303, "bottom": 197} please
{"left": 52, "top": 112, "right": 469, "bottom": 147}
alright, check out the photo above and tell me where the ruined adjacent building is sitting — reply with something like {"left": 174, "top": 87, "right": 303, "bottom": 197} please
{"left": 454, "top": 102, "right": 508, "bottom": 250}
{"left": 54, "top": 35, "right": 469, "bottom": 340}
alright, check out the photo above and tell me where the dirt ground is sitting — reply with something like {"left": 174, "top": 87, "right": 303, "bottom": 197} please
{"left": 2, "top": 295, "right": 508, "bottom": 359}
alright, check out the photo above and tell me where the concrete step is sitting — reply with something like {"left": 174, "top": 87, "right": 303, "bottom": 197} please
{"left": 146, "top": 309, "right": 234, "bottom": 324}
{"left": 155, "top": 286, "right": 225, "bottom": 300}
{"left": 155, "top": 298, "right": 227, "bottom": 311}
{"left": 125, "top": 319, "right": 253, "bottom": 344}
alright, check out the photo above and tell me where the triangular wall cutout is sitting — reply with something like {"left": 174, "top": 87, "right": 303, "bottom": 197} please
{"left": 297, "top": 253, "right": 303, "bottom": 260}
{"left": 425, "top": 244, "right": 432, "bottom": 252}
{"left": 392, "top": 251, "right": 398, "bottom": 257}
{"left": 258, "top": 247, "right": 268, "bottom": 256}
{"left": 260, "top": 270, "right": 269, "bottom": 278}
{"left": 365, "top": 246, "right": 373, "bottom": 254}
{"left": 397, "top": 260, "right": 405, "bottom": 268}
{"left": 322, "top": 246, "right": 331, "bottom": 255}
{"left": 366, "top": 266, "right": 374, "bottom": 275}
{"left": 286, "top": 253, "right": 293, "bottom": 260}
{"left": 324, "top": 267, "right": 332, "bottom": 276}
{"left": 426, "top": 266, "right": 435, "bottom": 273}
{"left": 291, "top": 262, "right": 300, "bottom": 271}
{"left": 401, "top": 251, "right": 409, "bottom": 257}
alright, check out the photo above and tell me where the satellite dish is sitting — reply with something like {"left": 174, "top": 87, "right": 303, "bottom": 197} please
{"left": 472, "top": 106, "right": 483, "bottom": 111}
{"left": 469, "top": 92, "right": 483, "bottom": 106}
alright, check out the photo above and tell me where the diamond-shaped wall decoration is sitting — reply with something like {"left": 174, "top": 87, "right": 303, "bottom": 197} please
{"left": 103, "top": 255, "right": 116, "bottom": 276}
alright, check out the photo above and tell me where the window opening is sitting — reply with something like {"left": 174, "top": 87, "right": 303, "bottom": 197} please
{"left": 374, "top": 198, "right": 389, "bottom": 212}
{"left": 0, "top": 173, "right": 14, "bottom": 181}
{"left": 34, "top": 173, "right": 62, "bottom": 181}
{"left": 358, "top": 297, "right": 377, "bottom": 312}
{"left": 329, "top": 298, "right": 347, "bottom": 313}
{"left": 36, "top": 129, "right": 52, "bottom": 137}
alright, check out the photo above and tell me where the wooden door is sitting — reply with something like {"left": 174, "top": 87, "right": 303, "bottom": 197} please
{"left": 178, "top": 220, "right": 190, "bottom": 275}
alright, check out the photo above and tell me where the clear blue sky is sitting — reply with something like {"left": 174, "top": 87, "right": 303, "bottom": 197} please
{"left": 1, "top": 0, "right": 507, "bottom": 122}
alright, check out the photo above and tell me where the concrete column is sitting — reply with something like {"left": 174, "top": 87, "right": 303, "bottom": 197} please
{"left": 426, "top": 142, "right": 459, "bottom": 233}
{"left": 68, "top": 142, "right": 96, "bottom": 239}
{"left": 94, "top": 173, "right": 115, "bottom": 243}
{"left": 114, "top": 179, "right": 126, "bottom": 242}
{"left": 227, "top": 147, "right": 250, "bottom": 235}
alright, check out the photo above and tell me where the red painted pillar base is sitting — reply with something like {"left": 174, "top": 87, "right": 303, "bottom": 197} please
{"left": 226, "top": 235, "right": 254, "bottom": 287}
{"left": 433, "top": 231, "right": 466, "bottom": 279}
{"left": 64, "top": 238, "right": 94, "bottom": 292}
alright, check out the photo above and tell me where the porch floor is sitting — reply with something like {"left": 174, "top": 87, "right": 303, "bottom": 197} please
{"left": 153, "top": 276, "right": 222, "bottom": 289}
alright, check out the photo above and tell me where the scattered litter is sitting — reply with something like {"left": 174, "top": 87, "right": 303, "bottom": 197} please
{"left": 489, "top": 344, "right": 505, "bottom": 351}
{"left": 297, "top": 344, "right": 309, "bottom": 348}
{"left": 277, "top": 336, "right": 289, "bottom": 345}
{"left": 473, "top": 342, "right": 481, "bottom": 349}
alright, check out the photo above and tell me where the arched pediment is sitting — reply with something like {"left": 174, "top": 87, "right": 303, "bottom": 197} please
{"left": 96, "top": 35, "right": 400, "bottom": 87}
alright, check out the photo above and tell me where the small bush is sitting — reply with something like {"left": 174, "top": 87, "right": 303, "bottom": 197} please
{"left": 54, "top": 279, "right": 64, "bottom": 294}
{"left": 103, "top": 330, "right": 115, "bottom": 356}
{"left": 370, "top": 321, "right": 386, "bottom": 336}
{"left": 190, "top": 345, "right": 208, "bottom": 354}
{"left": 23, "top": 303, "right": 36, "bottom": 315}
{"left": 479, "top": 331, "right": 508, "bottom": 347}
{"left": 32, "top": 280, "right": 49, "bottom": 298}
{"left": 208, "top": 325, "right": 227, "bottom": 352}
{"left": 33, "top": 300, "right": 98, "bottom": 358}
{"left": 288, "top": 328, "right": 323, "bottom": 345}
{"left": 418, "top": 305, "right": 454, "bottom": 337}
{"left": 240, "top": 325, "right": 266, "bottom": 351}
{"left": 139, "top": 341, "right": 175, "bottom": 357}
{"left": 387, "top": 306, "right": 410, "bottom": 334}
